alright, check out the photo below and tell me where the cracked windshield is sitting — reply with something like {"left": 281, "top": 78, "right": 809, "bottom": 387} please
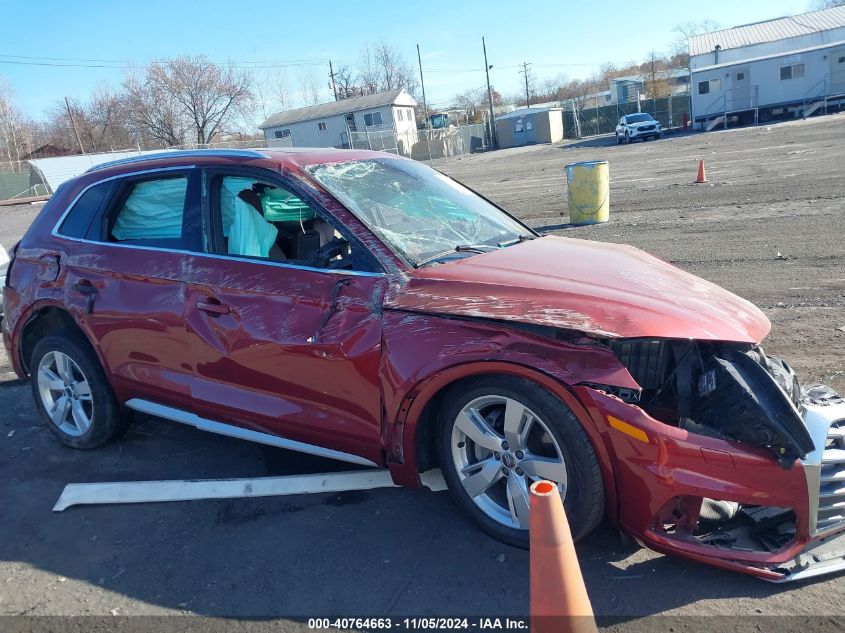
{"left": 305, "top": 158, "right": 531, "bottom": 267}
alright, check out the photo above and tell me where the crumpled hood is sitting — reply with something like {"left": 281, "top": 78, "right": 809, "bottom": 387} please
{"left": 385, "top": 235, "right": 770, "bottom": 342}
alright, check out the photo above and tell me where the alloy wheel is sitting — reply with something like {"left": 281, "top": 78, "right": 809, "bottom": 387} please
{"left": 37, "top": 351, "right": 93, "bottom": 437}
{"left": 450, "top": 395, "right": 567, "bottom": 529}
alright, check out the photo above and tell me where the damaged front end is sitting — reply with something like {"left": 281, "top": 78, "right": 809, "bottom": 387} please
{"left": 577, "top": 338, "right": 845, "bottom": 581}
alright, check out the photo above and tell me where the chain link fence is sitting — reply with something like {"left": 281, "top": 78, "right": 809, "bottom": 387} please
{"left": 344, "top": 122, "right": 490, "bottom": 163}
{"left": 0, "top": 124, "right": 492, "bottom": 203}
{"left": 564, "top": 95, "right": 692, "bottom": 138}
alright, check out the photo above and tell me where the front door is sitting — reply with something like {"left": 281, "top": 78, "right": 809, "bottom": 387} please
{"left": 183, "top": 169, "right": 387, "bottom": 465}
{"left": 730, "top": 66, "right": 752, "bottom": 110}
{"left": 831, "top": 48, "right": 845, "bottom": 96}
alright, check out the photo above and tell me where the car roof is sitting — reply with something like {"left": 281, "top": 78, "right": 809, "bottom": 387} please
{"left": 84, "top": 147, "right": 401, "bottom": 176}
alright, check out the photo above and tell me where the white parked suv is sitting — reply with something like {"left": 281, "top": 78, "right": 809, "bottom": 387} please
{"left": 615, "top": 113, "right": 661, "bottom": 143}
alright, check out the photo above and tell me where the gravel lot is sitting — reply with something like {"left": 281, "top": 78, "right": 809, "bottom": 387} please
{"left": 1, "top": 115, "right": 844, "bottom": 624}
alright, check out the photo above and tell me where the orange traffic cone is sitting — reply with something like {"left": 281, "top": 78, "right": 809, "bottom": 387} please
{"left": 695, "top": 159, "right": 707, "bottom": 183}
{"left": 529, "top": 480, "right": 598, "bottom": 633}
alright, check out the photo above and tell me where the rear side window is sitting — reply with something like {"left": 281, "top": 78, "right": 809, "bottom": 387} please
{"left": 110, "top": 177, "right": 188, "bottom": 242}
{"left": 58, "top": 180, "right": 114, "bottom": 238}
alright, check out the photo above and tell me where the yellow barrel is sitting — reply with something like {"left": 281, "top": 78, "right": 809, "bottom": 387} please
{"left": 565, "top": 160, "right": 609, "bottom": 225}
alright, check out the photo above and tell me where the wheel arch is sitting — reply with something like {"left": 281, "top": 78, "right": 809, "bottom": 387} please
{"left": 387, "top": 360, "right": 620, "bottom": 525}
{"left": 15, "top": 301, "right": 103, "bottom": 376}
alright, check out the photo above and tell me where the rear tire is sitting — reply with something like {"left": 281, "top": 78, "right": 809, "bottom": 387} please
{"left": 30, "top": 334, "right": 131, "bottom": 449}
{"left": 437, "top": 376, "right": 604, "bottom": 548}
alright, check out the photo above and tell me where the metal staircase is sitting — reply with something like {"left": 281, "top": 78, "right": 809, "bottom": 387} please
{"left": 803, "top": 78, "right": 828, "bottom": 119}
{"left": 705, "top": 115, "right": 726, "bottom": 131}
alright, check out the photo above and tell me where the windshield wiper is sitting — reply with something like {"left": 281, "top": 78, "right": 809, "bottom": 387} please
{"left": 498, "top": 234, "right": 537, "bottom": 247}
{"left": 455, "top": 244, "right": 500, "bottom": 254}
{"left": 416, "top": 244, "right": 499, "bottom": 268}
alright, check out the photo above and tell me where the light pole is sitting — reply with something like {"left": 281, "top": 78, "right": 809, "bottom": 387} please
{"left": 483, "top": 36, "right": 498, "bottom": 149}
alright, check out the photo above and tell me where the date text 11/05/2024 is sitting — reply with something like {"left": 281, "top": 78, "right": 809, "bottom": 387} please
{"left": 307, "top": 617, "right": 529, "bottom": 630}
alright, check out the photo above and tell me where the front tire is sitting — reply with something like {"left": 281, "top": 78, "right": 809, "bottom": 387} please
{"left": 437, "top": 376, "right": 604, "bottom": 548}
{"left": 30, "top": 335, "right": 131, "bottom": 449}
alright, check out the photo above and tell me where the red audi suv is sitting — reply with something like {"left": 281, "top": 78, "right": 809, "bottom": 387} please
{"left": 3, "top": 148, "right": 844, "bottom": 581}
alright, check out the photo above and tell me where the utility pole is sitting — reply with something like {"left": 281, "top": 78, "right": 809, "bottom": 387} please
{"left": 329, "top": 60, "right": 338, "bottom": 101}
{"left": 64, "top": 96, "right": 85, "bottom": 154}
{"left": 519, "top": 62, "right": 532, "bottom": 108}
{"left": 483, "top": 36, "right": 498, "bottom": 149}
{"left": 416, "top": 44, "right": 428, "bottom": 128}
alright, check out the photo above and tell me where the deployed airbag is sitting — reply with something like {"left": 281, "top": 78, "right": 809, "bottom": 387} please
{"left": 220, "top": 177, "right": 257, "bottom": 237}
{"left": 228, "top": 200, "right": 278, "bottom": 258}
{"left": 259, "top": 187, "right": 314, "bottom": 222}
{"left": 111, "top": 177, "right": 187, "bottom": 240}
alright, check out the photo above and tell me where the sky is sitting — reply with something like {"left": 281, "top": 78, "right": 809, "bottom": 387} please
{"left": 0, "top": 0, "right": 812, "bottom": 128}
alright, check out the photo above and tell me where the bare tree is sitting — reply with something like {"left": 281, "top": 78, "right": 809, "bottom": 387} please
{"left": 672, "top": 20, "right": 720, "bottom": 70}
{"left": 55, "top": 86, "right": 134, "bottom": 152}
{"left": 375, "top": 41, "right": 418, "bottom": 94}
{"left": 255, "top": 70, "right": 290, "bottom": 121}
{"left": 297, "top": 68, "right": 323, "bottom": 106}
{"left": 157, "top": 56, "right": 252, "bottom": 145}
{"left": 0, "top": 77, "right": 23, "bottom": 167}
{"left": 334, "top": 64, "right": 358, "bottom": 99}
{"left": 122, "top": 56, "right": 252, "bottom": 147}
{"left": 355, "top": 41, "right": 418, "bottom": 96}
{"left": 357, "top": 44, "right": 380, "bottom": 95}
{"left": 0, "top": 78, "right": 44, "bottom": 167}
{"left": 810, "top": 0, "right": 845, "bottom": 8}
{"left": 122, "top": 68, "right": 187, "bottom": 147}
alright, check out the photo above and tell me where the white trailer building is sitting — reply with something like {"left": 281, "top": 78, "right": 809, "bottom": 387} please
{"left": 690, "top": 6, "right": 845, "bottom": 130}
{"left": 259, "top": 89, "right": 418, "bottom": 152}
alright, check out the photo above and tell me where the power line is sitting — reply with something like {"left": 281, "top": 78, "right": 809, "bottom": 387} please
{"left": 0, "top": 54, "right": 337, "bottom": 70}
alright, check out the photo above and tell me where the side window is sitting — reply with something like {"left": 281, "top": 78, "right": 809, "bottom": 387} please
{"left": 210, "top": 174, "right": 377, "bottom": 272}
{"left": 109, "top": 176, "right": 188, "bottom": 245}
{"left": 364, "top": 113, "right": 373, "bottom": 127}
{"left": 698, "top": 80, "right": 710, "bottom": 95}
{"left": 58, "top": 180, "right": 114, "bottom": 239}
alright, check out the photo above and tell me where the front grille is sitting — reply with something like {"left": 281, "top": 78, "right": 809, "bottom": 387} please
{"left": 818, "top": 420, "right": 845, "bottom": 530}
{"left": 639, "top": 125, "right": 656, "bottom": 131}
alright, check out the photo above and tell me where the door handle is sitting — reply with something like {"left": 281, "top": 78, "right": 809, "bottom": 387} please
{"left": 196, "top": 298, "right": 231, "bottom": 316}
{"left": 73, "top": 280, "right": 98, "bottom": 314}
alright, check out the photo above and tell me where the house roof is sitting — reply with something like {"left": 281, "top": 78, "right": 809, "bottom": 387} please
{"left": 496, "top": 107, "right": 562, "bottom": 121}
{"left": 689, "top": 6, "right": 845, "bottom": 57}
{"left": 259, "top": 88, "right": 417, "bottom": 129}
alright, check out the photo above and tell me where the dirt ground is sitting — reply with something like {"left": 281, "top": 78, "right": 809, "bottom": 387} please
{"left": 0, "top": 115, "right": 844, "bottom": 625}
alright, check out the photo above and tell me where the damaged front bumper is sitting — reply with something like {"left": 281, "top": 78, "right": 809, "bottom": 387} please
{"left": 575, "top": 383, "right": 845, "bottom": 582}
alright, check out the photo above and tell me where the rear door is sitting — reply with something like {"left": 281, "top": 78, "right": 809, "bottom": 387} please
{"left": 182, "top": 168, "right": 387, "bottom": 464}
{"left": 56, "top": 167, "right": 202, "bottom": 408}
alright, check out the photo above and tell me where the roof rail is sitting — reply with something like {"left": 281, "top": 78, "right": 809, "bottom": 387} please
{"left": 84, "top": 149, "right": 268, "bottom": 173}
